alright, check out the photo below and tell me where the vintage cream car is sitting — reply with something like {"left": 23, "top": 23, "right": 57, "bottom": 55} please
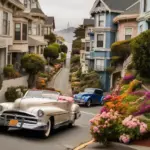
{"left": 0, "top": 89, "right": 81, "bottom": 138}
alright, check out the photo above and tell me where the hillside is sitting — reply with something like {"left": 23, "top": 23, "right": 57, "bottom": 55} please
{"left": 55, "top": 27, "right": 75, "bottom": 43}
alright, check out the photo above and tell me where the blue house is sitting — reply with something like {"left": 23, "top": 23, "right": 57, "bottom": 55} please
{"left": 137, "top": 0, "right": 150, "bottom": 33}
{"left": 88, "top": 0, "right": 138, "bottom": 91}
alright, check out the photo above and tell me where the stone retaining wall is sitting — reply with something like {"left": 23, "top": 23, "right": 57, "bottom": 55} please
{"left": 0, "top": 76, "right": 28, "bottom": 102}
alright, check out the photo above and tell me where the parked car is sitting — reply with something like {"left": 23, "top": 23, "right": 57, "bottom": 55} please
{"left": 0, "top": 89, "right": 81, "bottom": 138}
{"left": 74, "top": 88, "right": 104, "bottom": 107}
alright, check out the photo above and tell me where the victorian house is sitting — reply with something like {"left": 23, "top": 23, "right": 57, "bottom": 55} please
{"left": 0, "top": 0, "right": 55, "bottom": 72}
{"left": 0, "top": 0, "right": 24, "bottom": 72}
{"left": 111, "top": 1, "right": 140, "bottom": 88}
{"left": 137, "top": 0, "right": 150, "bottom": 33}
{"left": 89, "top": 0, "right": 138, "bottom": 91}
{"left": 80, "top": 19, "right": 94, "bottom": 73}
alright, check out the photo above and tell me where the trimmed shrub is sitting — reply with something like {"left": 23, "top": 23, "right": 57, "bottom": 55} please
{"left": 5, "top": 86, "right": 27, "bottom": 102}
{"left": 60, "top": 44, "right": 68, "bottom": 53}
{"left": 71, "top": 55, "right": 80, "bottom": 64}
{"left": 3, "top": 65, "right": 15, "bottom": 78}
{"left": 131, "top": 30, "right": 150, "bottom": 77}
{"left": 111, "top": 39, "right": 132, "bottom": 58}
{"left": 52, "top": 43, "right": 61, "bottom": 53}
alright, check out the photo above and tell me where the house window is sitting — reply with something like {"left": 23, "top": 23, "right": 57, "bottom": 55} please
{"left": 24, "top": 0, "right": 28, "bottom": 8}
{"left": 3, "top": 12, "right": 9, "bottom": 35}
{"left": 32, "top": 24, "right": 37, "bottom": 35}
{"left": 97, "top": 34, "right": 104, "bottom": 48}
{"left": 15, "top": 23, "right": 21, "bottom": 40}
{"left": 28, "top": 24, "right": 32, "bottom": 35}
{"left": 95, "top": 59, "right": 104, "bottom": 71}
{"left": 37, "top": 24, "right": 40, "bottom": 35}
{"left": 44, "top": 27, "right": 48, "bottom": 35}
{"left": 99, "top": 13, "right": 105, "bottom": 27}
{"left": 86, "top": 42, "right": 90, "bottom": 52}
{"left": 125, "top": 28, "right": 132, "bottom": 40}
{"left": 22, "top": 24, "right": 27, "bottom": 40}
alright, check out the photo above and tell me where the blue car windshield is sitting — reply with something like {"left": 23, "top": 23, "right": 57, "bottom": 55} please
{"left": 84, "top": 89, "right": 94, "bottom": 94}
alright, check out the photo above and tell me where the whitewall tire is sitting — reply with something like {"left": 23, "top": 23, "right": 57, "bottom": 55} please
{"left": 42, "top": 120, "right": 51, "bottom": 138}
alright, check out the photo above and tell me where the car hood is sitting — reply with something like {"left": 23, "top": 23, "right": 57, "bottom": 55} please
{"left": 13, "top": 97, "right": 57, "bottom": 110}
{"left": 75, "top": 92, "right": 92, "bottom": 99}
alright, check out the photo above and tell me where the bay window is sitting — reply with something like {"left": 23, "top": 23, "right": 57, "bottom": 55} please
{"left": 14, "top": 23, "right": 28, "bottom": 41}
{"left": 24, "top": 0, "right": 28, "bottom": 8}
{"left": 97, "top": 34, "right": 104, "bottom": 48}
{"left": 28, "top": 23, "right": 32, "bottom": 35}
{"left": 15, "top": 23, "right": 21, "bottom": 40}
{"left": 125, "top": 28, "right": 132, "bottom": 40}
{"left": 3, "top": 12, "right": 10, "bottom": 35}
{"left": 99, "top": 13, "right": 105, "bottom": 27}
{"left": 32, "top": 24, "right": 41, "bottom": 35}
{"left": 95, "top": 59, "right": 104, "bottom": 71}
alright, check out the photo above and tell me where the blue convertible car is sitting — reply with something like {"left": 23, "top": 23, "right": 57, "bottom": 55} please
{"left": 74, "top": 88, "right": 104, "bottom": 107}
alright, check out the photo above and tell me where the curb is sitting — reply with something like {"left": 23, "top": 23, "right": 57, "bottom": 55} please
{"left": 50, "top": 68, "right": 63, "bottom": 87}
{"left": 73, "top": 140, "right": 94, "bottom": 150}
{"left": 73, "top": 140, "right": 150, "bottom": 150}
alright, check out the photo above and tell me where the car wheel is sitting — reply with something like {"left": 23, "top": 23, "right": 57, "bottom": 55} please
{"left": 86, "top": 99, "right": 91, "bottom": 107}
{"left": 68, "top": 114, "right": 76, "bottom": 128}
{"left": 101, "top": 100, "right": 104, "bottom": 106}
{"left": 41, "top": 119, "right": 52, "bottom": 138}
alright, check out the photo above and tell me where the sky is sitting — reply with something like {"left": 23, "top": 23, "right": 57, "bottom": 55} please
{"left": 40, "top": 0, "right": 95, "bottom": 31}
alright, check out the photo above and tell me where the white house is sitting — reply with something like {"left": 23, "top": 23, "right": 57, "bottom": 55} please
{"left": 0, "top": 0, "right": 24, "bottom": 72}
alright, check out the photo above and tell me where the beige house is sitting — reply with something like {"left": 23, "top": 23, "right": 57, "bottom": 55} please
{"left": 0, "top": 0, "right": 55, "bottom": 72}
{"left": 81, "top": 19, "right": 94, "bottom": 74}
{"left": 0, "top": 0, "right": 24, "bottom": 72}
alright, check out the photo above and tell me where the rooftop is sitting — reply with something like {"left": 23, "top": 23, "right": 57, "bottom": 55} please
{"left": 83, "top": 19, "right": 94, "bottom": 27}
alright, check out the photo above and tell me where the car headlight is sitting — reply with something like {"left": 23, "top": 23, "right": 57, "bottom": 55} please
{"left": 37, "top": 110, "right": 44, "bottom": 117}
{"left": 0, "top": 105, "right": 3, "bottom": 112}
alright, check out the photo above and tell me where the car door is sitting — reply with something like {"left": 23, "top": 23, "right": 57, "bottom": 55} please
{"left": 94, "top": 90, "right": 103, "bottom": 104}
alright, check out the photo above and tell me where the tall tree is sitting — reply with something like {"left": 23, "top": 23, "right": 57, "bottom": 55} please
{"left": 45, "top": 32, "right": 56, "bottom": 44}
{"left": 74, "top": 25, "right": 85, "bottom": 39}
{"left": 21, "top": 54, "right": 45, "bottom": 88}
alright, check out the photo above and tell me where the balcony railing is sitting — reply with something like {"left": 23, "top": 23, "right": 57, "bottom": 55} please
{"left": 94, "top": 65, "right": 105, "bottom": 71}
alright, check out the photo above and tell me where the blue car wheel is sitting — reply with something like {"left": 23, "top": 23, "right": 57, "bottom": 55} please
{"left": 86, "top": 99, "right": 92, "bottom": 107}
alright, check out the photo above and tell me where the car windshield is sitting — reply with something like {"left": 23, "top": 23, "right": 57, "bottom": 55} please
{"left": 84, "top": 89, "right": 94, "bottom": 94}
{"left": 24, "top": 90, "right": 60, "bottom": 100}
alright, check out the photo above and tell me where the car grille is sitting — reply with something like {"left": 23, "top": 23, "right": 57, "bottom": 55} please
{"left": 1, "top": 111, "right": 38, "bottom": 125}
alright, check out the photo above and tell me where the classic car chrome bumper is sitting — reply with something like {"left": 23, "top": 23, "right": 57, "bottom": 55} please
{"left": 0, "top": 111, "right": 47, "bottom": 131}
{"left": 74, "top": 100, "right": 86, "bottom": 105}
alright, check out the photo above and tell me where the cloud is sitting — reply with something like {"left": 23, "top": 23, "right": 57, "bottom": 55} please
{"left": 40, "top": 0, "right": 95, "bottom": 30}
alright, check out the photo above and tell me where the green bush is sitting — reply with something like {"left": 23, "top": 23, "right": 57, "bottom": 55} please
{"left": 111, "top": 39, "right": 132, "bottom": 58}
{"left": 61, "top": 53, "right": 66, "bottom": 61}
{"left": 52, "top": 43, "right": 61, "bottom": 53}
{"left": 131, "top": 30, "right": 150, "bottom": 77}
{"left": 5, "top": 86, "right": 27, "bottom": 102}
{"left": 3, "top": 65, "right": 15, "bottom": 78}
{"left": 60, "top": 44, "right": 68, "bottom": 53}
{"left": 123, "top": 94, "right": 139, "bottom": 103}
{"left": 38, "top": 72, "right": 49, "bottom": 78}
{"left": 44, "top": 45, "right": 59, "bottom": 61}
{"left": 136, "top": 74, "right": 150, "bottom": 84}
{"left": 76, "top": 68, "right": 82, "bottom": 78}
{"left": 71, "top": 55, "right": 80, "bottom": 64}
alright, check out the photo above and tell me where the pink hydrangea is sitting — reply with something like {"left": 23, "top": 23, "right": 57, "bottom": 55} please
{"left": 119, "top": 134, "right": 130, "bottom": 144}
{"left": 140, "top": 122, "right": 148, "bottom": 134}
{"left": 122, "top": 116, "right": 139, "bottom": 129}
{"left": 93, "top": 126, "right": 100, "bottom": 133}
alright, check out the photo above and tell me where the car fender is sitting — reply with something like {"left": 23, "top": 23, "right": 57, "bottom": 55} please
{"left": 100, "top": 96, "right": 105, "bottom": 102}
{"left": 82, "top": 96, "right": 91, "bottom": 102}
